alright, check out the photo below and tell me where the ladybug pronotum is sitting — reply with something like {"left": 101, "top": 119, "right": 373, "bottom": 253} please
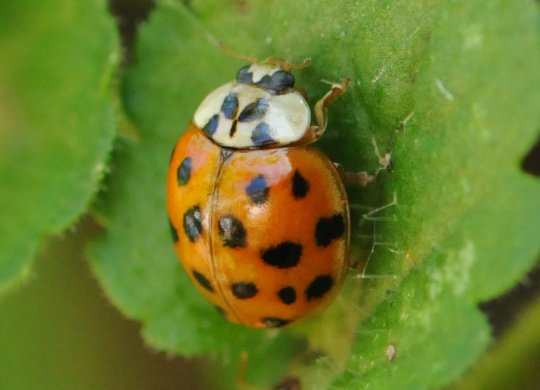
{"left": 167, "top": 61, "right": 350, "bottom": 328}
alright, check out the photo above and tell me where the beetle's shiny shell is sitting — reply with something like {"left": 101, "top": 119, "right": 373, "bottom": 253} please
{"left": 167, "top": 124, "right": 350, "bottom": 328}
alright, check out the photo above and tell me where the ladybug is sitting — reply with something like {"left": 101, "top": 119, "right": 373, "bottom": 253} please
{"left": 167, "top": 60, "right": 350, "bottom": 328}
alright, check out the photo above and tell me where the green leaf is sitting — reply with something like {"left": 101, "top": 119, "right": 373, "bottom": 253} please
{"left": 332, "top": 252, "right": 491, "bottom": 390}
{"left": 332, "top": 0, "right": 540, "bottom": 388}
{"left": 0, "top": 0, "right": 119, "bottom": 293}
{"left": 90, "top": 0, "right": 540, "bottom": 388}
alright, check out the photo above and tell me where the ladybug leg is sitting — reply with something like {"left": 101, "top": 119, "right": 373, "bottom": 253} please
{"left": 301, "top": 78, "right": 351, "bottom": 143}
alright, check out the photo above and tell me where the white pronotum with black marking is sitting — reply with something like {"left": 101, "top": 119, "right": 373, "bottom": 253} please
{"left": 193, "top": 64, "right": 310, "bottom": 149}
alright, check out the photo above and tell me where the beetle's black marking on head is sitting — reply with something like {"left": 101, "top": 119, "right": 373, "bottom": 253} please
{"left": 229, "top": 120, "right": 238, "bottom": 137}
{"left": 236, "top": 65, "right": 253, "bottom": 84}
{"left": 315, "top": 214, "right": 345, "bottom": 247}
{"left": 183, "top": 205, "right": 203, "bottom": 242}
{"left": 251, "top": 122, "right": 275, "bottom": 146}
{"left": 203, "top": 114, "right": 219, "bottom": 136}
{"left": 255, "top": 70, "right": 295, "bottom": 93}
{"left": 306, "top": 275, "right": 333, "bottom": 301}
{"left": 177, "top": 157, "right": 192, "bottom": 186}
{"left": 219, "top": 215, "right": 247, "bottom": 248}
{"left": 238, "top": 98, "right": 269, "bottom": 122}
{"left": 246, "top": 175, "right": 269, "bottom": 204}
{"left": 292, "top": 170, "right": 309, "bottom": 198}
{"left": 235, "top": 66, "right": 295, "bottom": 94}
{"left": 232, "top": 281, "right": 258, "bottom": 299}
{"left": 261, "top": 242, "right": 302, "bottom": 269}
{"left": 192, "top": 269, "right": 214, "bottom": 292}
{"left": 263, "top": 317, "right": 291, "bottom": 328}
{"left": 221, "top": 93, "right": 239, "bottom": 119}
{"left": 168, "top": 218, "right": 179, "bottom": 243}
{"left": 278, "top": 286, "right": 296, "bottom": 305}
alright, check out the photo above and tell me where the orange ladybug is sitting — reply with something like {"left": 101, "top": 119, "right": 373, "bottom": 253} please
{"left": 167, "top": 60, "right": 350, "bottom": 328}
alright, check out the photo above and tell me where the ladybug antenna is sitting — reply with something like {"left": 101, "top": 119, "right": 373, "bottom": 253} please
{"left": 209, "top": 36, "right": 311, "bottom": 71}
{"left": 212, "top": 38, "right": 259, "bottom": 64}
{"left": 260, "top": 57, "right": 312, "bottom": 71}
{"left": 286, "top": 57, "right": 312, "bottom": 71}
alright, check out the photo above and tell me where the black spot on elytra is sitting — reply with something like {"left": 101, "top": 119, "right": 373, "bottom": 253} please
{"left": 251, "top": 122, "right": 274, "bottom": 146}
{"left": 315, "top": 214, "right": 345, "bottom": 247}
{"left": 231, "top": 281, "right": 258, "bottom": 299}
{"left": 192, "top": 269, "right": 214, "bottom": 293}
{"left": 246, "top": 175, "right": 269, "bottom": 204}
{"left": 255, "top": 70, "right": 295, "bottom": 93}
{"left": 277, "top": 286, "right": 296, "bottom": 305}
{"left": 221, "top": 93, "right": 239, "bottom": 119}
{"left": 292, "top": 170, "right": 309, "bottom": 198}
{"left": 238, "top": 98, "right": 269, "bottom": 122}
{"left": 305, "top": 275, "right": 333, "bottom": 301}
{"left": 261, "top": 242, "right": 302, "bottom": 269}
{"left": 219, "top": 215, "right": 247, "bottom": 248}
{"left": 176, "top": 157, "right": 192, "bottom": 186}
{"left": 168, "top": 218, "right": 179, "bottom": 243}
{"left": 263, "top": 317, "right": 291, "bottom": 328}
{"left": 203, "top": 114, "right": 219, "bottom": 136}
{"left": 183, "top": 205, "right": 203, "bottom": 242}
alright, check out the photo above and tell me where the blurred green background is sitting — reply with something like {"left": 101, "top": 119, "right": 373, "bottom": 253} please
{"left": 0, "top": 1, "right": 213, "bottom": 389}
{"left": 0, "top": 219, "right": 209, "bottom": 389}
